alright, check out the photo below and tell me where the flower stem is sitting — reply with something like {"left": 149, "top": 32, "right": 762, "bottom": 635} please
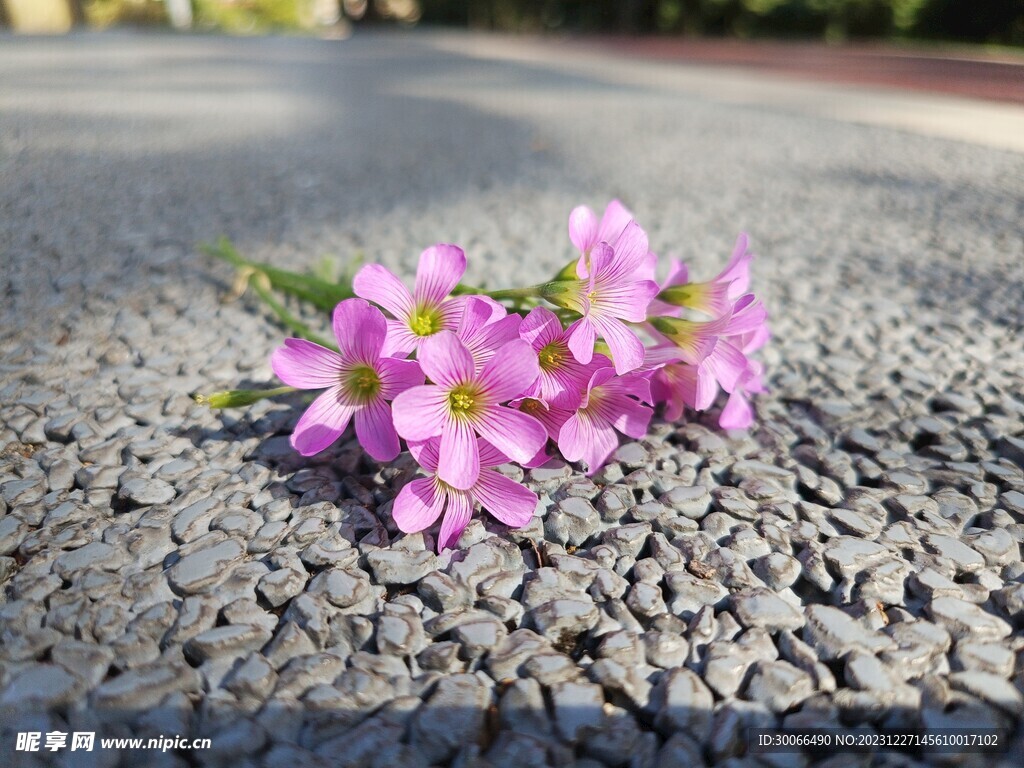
{"left": 248, "top": 279, "right": 338, "bottom": 350}
{"left": 193, "top": 386, "right": 297, "bottom": 409}
{"left": 485, "top": 286, "right": 543, "bottom": 301}
{"left": 203, "top": 238, "right": 354, "bottom": 312}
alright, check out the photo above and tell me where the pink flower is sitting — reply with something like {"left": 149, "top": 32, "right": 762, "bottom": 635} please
{"left": 270, "top": 299, "right": 423, "bottom": 461}
{"left": 558, "top": 366, "right": 653, "bottom": 475}
{"left": 568, "top": 199, "right": 635, "bottom": 256}
{"left": 391, "top": 332, "right": 547, "bottom": 490}
{"left": 716, "top": 294, "right": 770, "bottom": 430}
{"left": 719, "top": 364, "right": 766, "bottom": 430}
{"left": 650, "top": 293, "right": 770, "bottom": 430}
{"left": 655, "top": 257, "right": 734, "bottom": 318}
{"left": 353, "top": 244, "right": 467, "bottom": 357}
{"left": 554, "top": 224, "right": 659, "bottom": 375}
{"left": 651, "top": 361, "right": 699, "bottom": 422}
{"left": 716, "top": 233, "right": 755, "bottom": 301}
{"left": 725, "top": 293, "right": 771, "bottom": 349}
{"left": 518, "top": 306, "right": 593, "bottom": 409}
{"left": 651, "top": 233, "right": 754, "bottom": 318}
{"left": 647, "top": 312, "right": 727, "bottom": 367}
{"left": 393, "top": 439, "right": 539, "bottom": 551}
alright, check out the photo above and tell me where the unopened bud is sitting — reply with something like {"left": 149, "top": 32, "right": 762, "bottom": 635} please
{"left": 538, "top": 280, "right": 581, "bottom": 310}
{"left": 192, "top": 386, "right": 295, "bottom": 409}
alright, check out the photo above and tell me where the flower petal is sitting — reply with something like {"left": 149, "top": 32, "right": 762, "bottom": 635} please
{"left": 664, "top": 257, "right": 689, "bottom": 288}
{"left": 720, "top": 389, "right": 754, "bottom": 430}
{"left": 436, "top": 295, "right": 468, "bottom": 332}
{"left": 461, "top": 308, "right": 522, "bottom": 371}
{"left": 271, "top": 338, "right": 342, "bottom": 390}
{"left": 332, "top": 299, "right": 386, "bottom": 362}
{"left": 353, "top": 264, "right": 414, "bottom": 320}
{"left": 742, "top": 324, "right": 772, "bottom": 355}
{"left": 558, "top": 411, "right": 619, "bottom": 474}
{"left": 392, "top": 477, "right": 445, "bottom": 534}
{"left": 724, "top": 295, "right": 768, "bottom": 337}
{"left": 391, "top": 385, "right": 449, "bottom": 441}
{"left": 592, "top": 280, "right": 659, "bottom": 322}
{"left": 705, "top": 340, "right": 749, "bottom": 394}
{"left": 354, "top": 398, "right": 400, "bottom": 462}
{"left": 457, "top": 295, "right": 496, "bottom": 340}
{"left": 541, "top": 365, "right": 588, "bottom": 410}
{"left": 382, "top": 319, "right": 419, "bottom": 358}
{"left": 473, "top": 405, "right": 547, "bottom": 465}
{"left": 596, "top": 199, "right": 635, "bottom": 247}
{"left": 694, "top": 364, "right": 719, "bottom": 411}
{"left": 602, "top": 221, "right": 649, "bottom": 281}
{"left": 514, "top": 396, "right": 571, "bottom": 440}
{"left": 592, "top": 316, "right": 646, "bottom": 375}
{"left": 566, "top": 318, "right": 597, "bottom": 365}
{"left": 408, "top": 438, "right": 441, "bottom": 472}
{"left": 478, "top": 339, "right": 540, "bottom": 402}
{"left": 635, "top": 249, "right": 659, "bottom": 283}
{"left": 611, "top": 370, "right": 653, "bottom": 404}
{"left": 438, "top": 417, "right": 479, "bottom": 490}
{"left": 438, "top": 489, "right": 473, "bottom": 551}
{"left": 603, "top": 394, "right": 652, "bottom": 440}
{"left": 519, "top": 306, "right": 563, "bottom": 350}
{"left": 654, "top": 369, "right": 681, "bottom": 422}
{"left": 716, "top": 232, "right": 752, "bottom": 299}
{"left": 418, "top": 331, "right": 475, "bottom": 389}
{"left": 643, "top": 344, "right": 685, "bottom": 370}
{"left": 414, "top": 244, "right": 466, "bottom": 308}
{"left": 587, "top": 242, "right": 616, "bottom": 279}
{"left": 474, "top": 469, "right": 538, "bottom": 528}
{"left": 663, "top": 363, "right": 698, "bottom": 421}
{"left": 377, "top": 357, "right": 424, "bottom": 400}
{"left": 522, "top": 445, "right": 552, "bottom": 468}
{"left": 568, "top": 205, "right": 598, "bottom": 254}
{"left": 291, "top": 388, "right": 354, "bottom": 456}
{"left": 477, "top": 439, "right": 511, "bottom": 468}
{"left": 557, "top": 411, "right": 589, "bottom": 463}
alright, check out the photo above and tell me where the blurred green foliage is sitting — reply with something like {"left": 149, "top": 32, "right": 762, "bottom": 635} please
{"left": 191, "top": 0, "right": 302, "bottom": 33}
{"left": 422, "top": 0, "right": 1024, "bottom": 45}
{"left": 78, "top": 0, "right": 307, "bottom": 31}
{"left": 21, "top": 0, "right": 1024, "bottom": 44}
{"left": 82, "top": 0, "right": 168, "bottom": 26}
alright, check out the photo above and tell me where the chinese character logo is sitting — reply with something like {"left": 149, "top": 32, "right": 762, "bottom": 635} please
{"left": 15, "top": 732, "right": 41, "bottom": 752}
{"left": 71, "top": 732, "right": 95, "bottom": 751}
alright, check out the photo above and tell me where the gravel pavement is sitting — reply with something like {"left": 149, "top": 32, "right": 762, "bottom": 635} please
{"left": 1, "top": 30, "right": 1023, "bottom": 767}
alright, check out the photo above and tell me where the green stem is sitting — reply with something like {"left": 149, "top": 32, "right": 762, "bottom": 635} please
{"left": 452, "top": 283, "right": 486, "bottom": 296}
{"left": 250, "top": 280, "right": 338, "bottom": 350}
{"left": 193, "top": 386, "right": 297, "bottom": 409}
{"left": 485, "top": 286, "right": 543, "bottom": 301}
{"left": 203, "top": 238, "right": 353, "bottom": 312}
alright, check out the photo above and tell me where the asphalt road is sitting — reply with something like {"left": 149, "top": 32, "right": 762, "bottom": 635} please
{"left": 1, "top": 30, "right": 1023, "bottom": 767}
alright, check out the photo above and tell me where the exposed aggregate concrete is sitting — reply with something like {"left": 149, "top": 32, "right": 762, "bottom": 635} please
{"left": 1, "top": 30, "right": 1024, "bottom": 768}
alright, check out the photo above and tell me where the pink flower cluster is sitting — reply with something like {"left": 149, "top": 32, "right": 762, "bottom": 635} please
{"left": 271, "top": 202, "right": 769, "bottom": 550}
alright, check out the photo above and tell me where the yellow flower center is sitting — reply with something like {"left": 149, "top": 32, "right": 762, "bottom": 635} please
{"left": 344, "top": 364, "right": 381, "bottom": 403}
{"left": 448, "top": 386, "right": 478, "bottom": 417}
{"left": 409, "top": 308, "right": 440, "bottom": 337}
{"left": 538, "top": 341, "right": 565, "bottom": 372}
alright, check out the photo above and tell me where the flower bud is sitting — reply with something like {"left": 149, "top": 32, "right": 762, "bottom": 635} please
{"left": 192, "top": 386, "right": 295, "bottom": 409}
{"left": 657, "top": 280, "right": 733, "bottom": 317}
{"left": 538, "top": 280, "right": 582, "bottom": 310}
